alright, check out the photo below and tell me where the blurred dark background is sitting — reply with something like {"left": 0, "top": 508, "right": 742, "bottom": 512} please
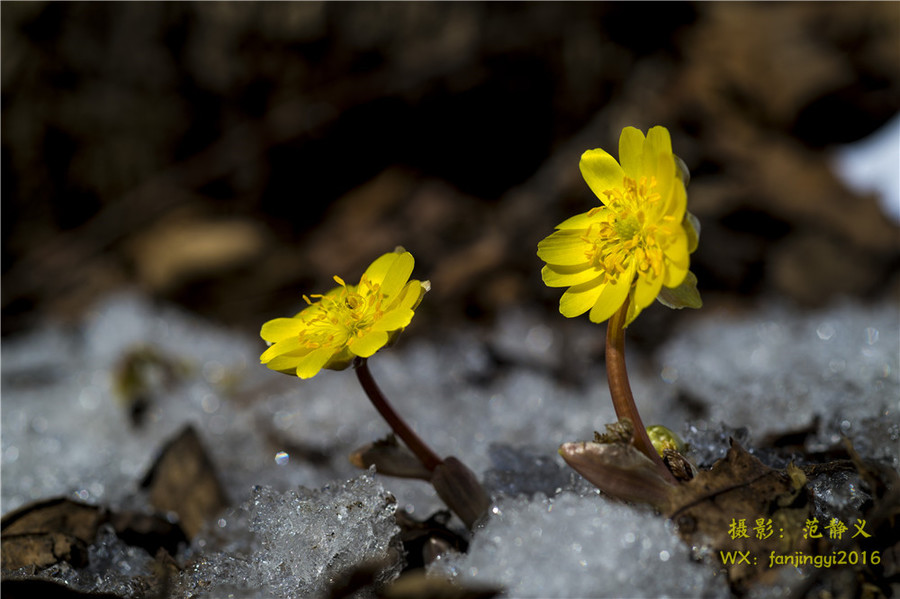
{"left": 3, "top": 2, "right": 899, "bottom": 344}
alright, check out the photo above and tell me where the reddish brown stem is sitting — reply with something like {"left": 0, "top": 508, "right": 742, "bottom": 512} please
{"left": 355, "top": 358, "right": 443, "bottom": 472}
{"left": 606, "top": 296, "right": 678, "bottom": 484}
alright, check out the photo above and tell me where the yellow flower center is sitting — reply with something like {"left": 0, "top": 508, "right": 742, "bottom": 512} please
{"left": 299, "top": 275, "right": 386, "bottom": 348}
{"left": 581, "top": 176, "right": 674, "bottom": 284}
{"left": 612, "top": 214, "right": 642, "bottom": 240}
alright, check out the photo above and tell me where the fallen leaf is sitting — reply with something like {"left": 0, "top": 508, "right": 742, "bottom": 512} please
{"left": 140, "top": 425, "right": 229, "bottom": 539}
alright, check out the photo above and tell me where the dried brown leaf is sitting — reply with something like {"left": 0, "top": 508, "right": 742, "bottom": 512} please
{"left": 140, "top": 425, "right": 228, "bottom": 539}
{"left": 667, "top": 440, "right": 814, "bottom": 592}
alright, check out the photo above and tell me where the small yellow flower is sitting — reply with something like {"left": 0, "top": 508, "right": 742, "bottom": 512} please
{"left": 537, "top": 126, "right": 699, "bottom": 326}
{"left": 260, "top": 248, "right": 428, "bottom": 379}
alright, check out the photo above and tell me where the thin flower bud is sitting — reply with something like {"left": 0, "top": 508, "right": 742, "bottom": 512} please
{"left": 646, "top": 424, "right": 684, "bottom": 457}
{"left": 430, "top": 456, "right": 491, "bottom": 529}
{"left": 349, "top": 435, "right": 432, "bottom": 480}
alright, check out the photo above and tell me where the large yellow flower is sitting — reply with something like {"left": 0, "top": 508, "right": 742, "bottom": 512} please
{"left": 260, "top": 248, "right": 428, "bottom": 379}
{"left": 537, "top": 126, "right": 699, "bottom": 326}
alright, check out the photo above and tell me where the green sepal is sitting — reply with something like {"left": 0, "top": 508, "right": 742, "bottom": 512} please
{"left": 657, "top": 270, "right": 702, "bottom": 310}
{"left": 674, "top": 154, "right": 690, "bottom": 187}
{"left": 684, "top": 210, "right": 700, "bottom": 253}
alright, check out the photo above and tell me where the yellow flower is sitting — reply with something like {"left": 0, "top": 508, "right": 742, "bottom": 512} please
{"left": 260, "top": 248, "right": 428, "bottom": 379}
{"left": 537, "top": 126, "right": 699, "bottom": 326}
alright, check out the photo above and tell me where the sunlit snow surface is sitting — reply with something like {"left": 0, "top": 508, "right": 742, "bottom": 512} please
{"left": 433, "top": 494, "right": 731, "bottom": 598}
{"left": 2, "top": 293, "right": 898, "bottom": 598}
{"left": 177, "top": 476, "right": 402, "bottom": 598}
{"left": 832, "top": 113, "right": 900, "bottom": 223}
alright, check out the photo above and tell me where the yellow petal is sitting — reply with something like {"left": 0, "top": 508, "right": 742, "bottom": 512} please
{"left": 556, "top": 209, "right": 607, "bottom": 230}
{"left": 624, "top": 290, "right": 641, "bottom": 326}
{"left": 396, "top": 280, "right": 427, "bottom": 311}
{"left": 295, "top": 347, "right": 336, "bottom": 379}
{"left": 363, "top": 251, "right": 401, "bottom": 286}
{"left": 292, "top": 305, "right": 312, "bottom": 319}
{"left": 633, "top": 270, "right": 664, "bottom": 314}
{"left": 260, "top": 318, "right": 305, "bottom": 343}
{"left": 618, "top": 126, "right": 646, "bottom": 177}
{"left": 349, "top": 330, "right": 389, "bottom": 358}
{"left": 664, "top": 262, "right": 688, "bottom": 290}
{"left": 579, "top": 149, "right": 625, "bottom": 205}
{"left": 266, "top": 353, "right": 303, "bottom": 373}
{"left": 559, "top": 278, "right": 607, "bottom": 318}
{"left": 379, "top": 251, "right": 414, "bottom": 298}
{"left": 642, "top": 126, "right": 673, "bottom": 179}
{"left": 662, "top": 231, "right": 689, "bottom": 288}
{"left": 373, "top": 307, "right": 414, "bottom": 332}
{"left": 323, "top": 347, "right": 355, "bottom": 372}
{"left": 663, "top": 177, "right": 687, "bottom": 224}
{"left": 537, "top": 230, "right": 592, "bottom": 266}
{"left": 588, "top": 264, "right": 635, "bottom": 324}
{"left": 260, "top": 335, "right": 304, "bottom": 363}
{"left": 653, "top": 152, "right": 676, "bottom": 209}
{"left": 541, "top": 264, "right": 603, "bottom": 288}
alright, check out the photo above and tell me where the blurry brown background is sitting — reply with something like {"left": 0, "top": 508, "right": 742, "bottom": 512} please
{"left": 3, "top": 2, "right": 899, "bottom": 343}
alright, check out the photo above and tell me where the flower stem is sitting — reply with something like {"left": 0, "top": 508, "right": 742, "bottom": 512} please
{"left": 606, "top": 296, "right": 678, "bottom": 484}
{"left": 355, "top": 358, "right": 443, "bottom": 472}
